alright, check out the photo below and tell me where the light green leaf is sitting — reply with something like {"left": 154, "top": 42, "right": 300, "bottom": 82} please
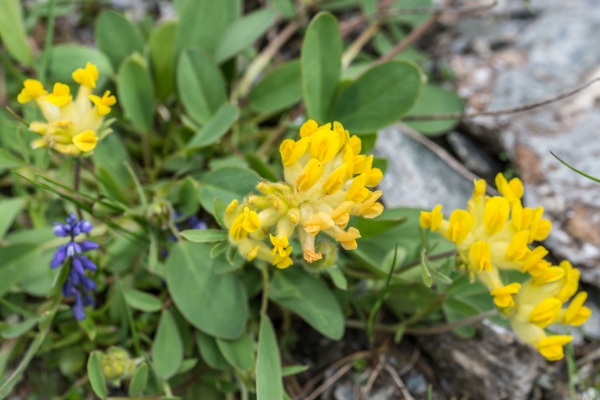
{"left": 177, "top": 48, "right": 227, "bottom": 125}
{"left": 0, "top": 148, "right": 25, "bottom": 170}
{"left": 150, "top": 20, "right": 178, "bottom": 99}
{"left": 198, "top": 167, "right": 260, "bottom": 214}
{"left": 128, "top": 362, "right": 149, "bottom": 396}
{"left": 178, "top": 176, "right": 199, "bottom": 216}
{"left": 249, "top": 60, "right": 302, "bottom": 114}
{"left": 244, "top": 153, "right": 279, "bottom": 182}
{"left": 404, "top": 83, "right": 464, "bottom": 135}
{"left": 43, "top": 45, "right": 113, "bottom": 87}
{"left": 0, "top": 197, "right": 24, "bottom": 239}
{"left": 326, "top": 267, "right": 347, "bottom": 290}
{"left": 215, "top": 8, "right": 276, "bottom": 63}
{"left": 95, "top": 11, "right": 145, "bottom": 70}
{"left": 282, "top": 365, "right": 309, "bottom": 377}
{"left": 124, "top": 289, "right": 163, "bottom": 313}
{"left": 117, "top": 57, "right": 155, "bottom": 132}
{"left": 152, "top": 309, "right": 184, "bottom": 379}
{"left": 331, "top": 61, "right": 422, "bottom": 133}
{"left": 196, "top": 331, "right": 229, "bottom": 370}
{"left": 213, "top": 251, "right": 245, "bottom": 275}
{"left": 301, "top": 12, "right": 342, "bottom": 123}
{"left": 87, "top": 351, "right": 108, "bottom": 399}
{"left": 213, "top": 198, "right": 227, "bottom": 228}
{"left": 187, "top": 104, "right": 239, "bottom": 149}
{"left": 0, "top": 318, "right": 39, "bottom": 339}
{"left": 174, "top": 0, "right": 239, "bottom": 58}
{"left": 210, "top": 241, "right": 230, "bottom": 259}
{"left": 257, "top": 314, "right": 283, "bottom": 400}
{"left": 0, "top": 245, "right": 38, "bottom": 297}
{"left": 442, "top": 297, "right": 480, "bottom": 338}
{"left": 270, "top": 268, "right": 344, "bottom": 340}
{"left": 165, "top": 242, "right": 248, "bottom": 339}
{"left": 0, "top": 0, "right": 33, "bottom": 65}
{"left": 269, "top": 0, "right": 296, "bottom": 18}
{"left": 420, "top": 249, "right": 433, "bottom": 288}
{"left": 59, "top": 347, "right": 85, "bottom": 377}
{"left": 180, "top": 229, "right": 228, "bottom": 243}
{"left": 216, "top": 332, "right": 255, "bottom": 371}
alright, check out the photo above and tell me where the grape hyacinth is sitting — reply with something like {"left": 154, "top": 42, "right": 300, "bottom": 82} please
{"left": 51, "top": 213, "right": 99, "bottom": 320}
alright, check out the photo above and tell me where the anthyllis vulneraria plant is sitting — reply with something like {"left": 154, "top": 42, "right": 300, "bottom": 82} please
{"left": 17, "top": 62, "right": 116, "bottom": 155}
{"left": 224, "top": 120, "right": 384, "bottom": 269}
{"left": 51, "top": 213, "right": 99, "bottom": 320}
{"left": 420, "top": 174, "right": 592, "bottom": 360}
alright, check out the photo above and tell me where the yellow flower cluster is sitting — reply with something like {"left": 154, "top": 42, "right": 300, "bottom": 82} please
{"left": 420, "top": 174, "right": 591, "bottom": 360}
{"left": 224, "top": 120, "right": 384, "bottom": 269}
{"left": 17, "top": 63, "right": 116, "bottom": 156}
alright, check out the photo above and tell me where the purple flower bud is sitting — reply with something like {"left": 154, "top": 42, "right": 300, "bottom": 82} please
{"left": 50, "top": 245, "right": 68, "bottom": 268}
{"left": 53, "top": 223, "right": 69, "bottom": 237}
{"left": 82, "top": 276, "right": 97, "bottom": 291}
{"left": 76, "top": 255, "right": 98, "bottom": 271}
{"left": 80, "top": 241, "right": 99, "bottom": 252}
{"left": 62, "top": 279, "right": 74, "bottom": 297}
{"left": 79, "top": 220, "right": 94, "bottom": 234}
{"left": 73, "top": 292, "right": 86, "bottom": 320}
{"left": 66, "top": 213, "right": 78, "bottom": 226}
{"left": 70, "top": 268, "right": 81, "bottom": 286}
{"left": 72, "top": 257, "right": 85, "bottom": 275}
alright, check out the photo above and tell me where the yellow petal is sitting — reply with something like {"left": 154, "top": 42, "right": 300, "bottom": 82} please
{"left": 322, "top": 163, "right": 349, "bottom": 195}
{"left": 45, "top": 83, "right": 72, "bottom": 107}
{"left": 535, "top": 335, "right": 572, "bottom": 361}
{"left": 532, "top": 267, "right": 565, "bottom": 286}
{"left": 506, "top": 230, "right": 530, "bottom": 262}
{"left": 490, "top": 282, "right": 521, "bottom": 308}
{"left": 310, "top": 128, "right": 340, "bottom": 164}
{"left": 483, "top": 196, "right": 510, "bottom": 234}
{"left": 72, "top": 130, "right": 98, "bottom": 152}
{"left": 280, "top": 138, "right": 309, "bottom": 166}
{"left": 300, "top": 119, "right": 319, "bottom": 138}
{"left": 469, "top": 241, "right": 492, "bottom": 273}
{"left": 529, "top": 298, "right": 562, "bottom": 328}
{"left": 564, "top": 292, "right": 592, "bottom": 326}
{"left": 17, "top": 79, "right": 47, "bottom": 104}
{"left": 295, "top": 158, "right": 323, "bottom": 192}
{"left": 420, "top": 204, "right": 443, "bottom": 230}
{"left": 72, "top": 62, "right": 99, "bottom": 88}
{"left": 445, "top": 209, "right": 473, "bottom": 244}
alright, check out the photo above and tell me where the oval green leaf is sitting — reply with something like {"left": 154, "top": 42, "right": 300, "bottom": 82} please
{"left": 404, "top": 83, "right": 464, "bottom": 136}
{"left": 124, "top": 289, "right": 163, "bottom": 313}
{"left": 249, "top": 60, "right": 302, "bottom": 114}
{"left": 180, "top": 229, "right": 228, "bottom": 243}
{"left": 0, "top": 0, "right": 33, "bottom": 65}
{"left": 301, "top": 12, "right": 342, "bottom": 123}
{"left": 197, "top": 167, "right": 260, "bottom": 214}
{"left": 196, "top": 331, "right": 229, "bottom": 370}
{"left": 215, "top": 8, "right": 276, "bottom": 63}
{"left": 257, "top": 314, "right": 284, "bottom": 400}
{"left": 87, "top": 351, "right": 107, "bottom": 399}
{"left": 177, "top": 47, "right": 227, "bottom": 125}
{"left": 165, "top": 242, "right": 248, "bottom": 339}
{"left": 150, "top": 20, "right": 178, "bottom": 99}
{"left": 128, "top": 362, "right": 149, "bottom": 396}
{"left": 117, "top": 57, "right": 155, "bottom": 132}
{"left": 331, "top": 60, "right": 422, "bottom": 134}
{"left": 216, "top": 332, "right": 256, "bottom": 371}
{"left": 152, "top": 309, "right": 183, "bottom": 380}
{"left": 95, "top": 11, "right": 145, "bottom": 70}
{"left": 187, "top": 104, "right": 239, "bottom": 149}
{"left": 270, "top": 268, "right": 344, "bottom": 340}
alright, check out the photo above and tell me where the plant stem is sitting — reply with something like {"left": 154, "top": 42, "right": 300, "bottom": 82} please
{"left": 74, "top": 159, "right": 83, "bottom": 219}
{"left": 260, "top": 263, "right": 270, "bottom": 315}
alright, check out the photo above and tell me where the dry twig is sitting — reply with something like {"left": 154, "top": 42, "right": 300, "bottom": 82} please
{"left": 361, "top": 355, "right": 386, "bottom": 399}
{"left": 304, "top": 362, "right": 354, "bottom": 400}
{"left": 384, "top": 364, "right": 415, "bottom": 400}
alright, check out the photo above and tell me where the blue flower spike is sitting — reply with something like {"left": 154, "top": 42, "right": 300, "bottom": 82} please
{"left": 51, "top": 213, "right": 99, "bottom": 320}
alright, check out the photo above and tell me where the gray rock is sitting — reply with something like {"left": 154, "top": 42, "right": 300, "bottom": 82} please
{"left": 447, "top": 131, "right": 503, "bottom": 179}
{"left": 375, "top": 124, "right": 474, "bottom": 212}
{"left": 417, "top": 321, "right": 544, "bottom": 400}
{"left": 445, "top": 0, "right": 600, "bottom": 286}
{"left": 582, "top": 299, "right": 600, "bottom": 340}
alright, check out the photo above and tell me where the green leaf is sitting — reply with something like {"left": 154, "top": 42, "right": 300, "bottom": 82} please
{"left": 331, "top": 61, "right": 422, "bottom": 133}
{"left": 301, "top": 13, "right": 342, "bottom": 123}
{"left": 198, "top": 167, "right": 260, "bottom": 214}
{"left": 257, "top": 314, "right": 284, "bottom": 400}
{"left": 166, "top": 242, "right": 248, "bottom": 339}
{"left": 249, "top": 60, "right": 302, "bottom": 114}
{"left": 213, "top": 198, "right": 227, "bottom": 228}
{"left": 0, "top": 245, "right": 38, "bottom": 297}
{"left": 211, "top": 241, "right": 230, "bottom": 259}
{"left": 43, "top": 45, "right": 113, "bottom": 86}
{"left": 196, "top": 331, "right": 229, "bottom": 370}
{"left": 420, "top": 249, "right": 433, "bottom": 288}
{"left": 0, "top": 197, "right": 23, "bottom": 239}
{"left": 180, "top": 229, "right": 228, "bottom": 243}
{"left": 128, "top": 362, "right": 149, "bottom": 396}
{"left": 404, "top": 84, "right": 464, "bottom": 136}
{"left": 442, "top": 297, "right": 480, "bottom": 338}
{"left": 0, "top": 0, "right": 33, "bottom": 65}
{"left": 269, "top": 0, "right": 296, "bottom": 18}
{"left": 367, "top": 245, "right": 397, "bottom": 340}
{"left": 124, "top": 289, "right": 163, "bottom": 313}
{"left": 177, "top": 47, "right": 227, "bottom": 125}
{"left": 117, "top": 57, "right": 155, "bottom": 132}
{"left": 178, "top": 177, "right": 199, "bottom": 216}
{"left": 270, "top": 268, "right": 344, "bottom": 340}
{"left": 152, "top": 309, "right": 184, "bottom": 380}
{"left": 215, "top": 8, "right": 276, "bottom": 63}
{"left": 0, "top": 148, "right": 25, "bottom": 170}
{"left": 214, "top": 251, "right": 245, "bottom": 275}
{"left": 150, "top": 20, "right": 178, "bottom": 99}
{"left": 95, "top": 11, "right": 145, "bottom": 70}
{"left": 216, "top": 332, "right": 255, "bottom": 371}
{"left": 0, "top": 318, "right": 39, "bottom": 339}
{"left": 59, "top": 347, "right": 85, "bottom": 377}
{"left": 552, "top": 152, "right": 600, "bottom": 184}
{"left": 173, "top": 0, "right": 239, "bottom": 59}
{"left": 244, "top": 153, "right": 279, "bottom": 182}
{"left": 355, "top": 216, "right": 407, "bottom": 239}
{"left": 326, "top": 266, "right": 348, "bottom": 290}
{"left": 282, "top": 365, "right": 309, "bottom": 377}
{"left": 187, "top": 104, "right": 239, "bottom": 149}
{"left": 87, "top": 351, "right": 108, "bottom": 399}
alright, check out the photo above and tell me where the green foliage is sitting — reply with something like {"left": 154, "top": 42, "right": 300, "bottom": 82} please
{"left": 0, "top": 0, "right": 33, "bottom": 65}
{"left": 405, "top": 83, "right": 464, "bottom": 135}
{"left": 117, "top": 57, "right": 155, "bottom": 132}
{"left": 257, "top": 315, "right": 284, "bottom": 400}
{"left": 96, "top": 11, "right": 145, "bottom": 70}
{"left": 152, "top": 309, "right": 184, "bottom": 379}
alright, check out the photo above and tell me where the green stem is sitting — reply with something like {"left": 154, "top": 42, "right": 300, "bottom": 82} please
{"left": 260, "top": 263, "right": 270, "bottom": 315}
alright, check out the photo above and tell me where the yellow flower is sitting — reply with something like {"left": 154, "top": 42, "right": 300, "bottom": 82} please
{"left": 469, "top": 241, "right": 492, "bottom": 273}
{"left": 89, "top": 91, "right": 117, "bottom": 115}
{"left": 496, "top": 174, "right": 524, "bottom": 203}
{"left": 16, "top": 63, "right": 116, "bottom": 156}
{"left": 535, "top": 336, "right": 573, "bottom": 361}
{"left": 562, "top": 292, "right": 592, "bottom": 326}
{"left": 528, "top": 298, "right": 562, "bottom": 328}
{"left": 225, "top": 120, "right": 384, "bottom": 268}
{"left": 490, "top": 283, "right": 521, "bottom": 308}
{"left": 420, "top": 204, "right": 443, "bottom": 231}
{"left": 17, "top": 79, "right": 48, "bottom": 104}
{"left": 445, "top": 210, "right": 473, "bottom": 244}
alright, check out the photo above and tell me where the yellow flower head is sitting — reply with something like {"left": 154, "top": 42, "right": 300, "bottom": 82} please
{"left": 563, "top": 292, "right": 592, "bottom": 326}
{"left": 17, "top": 63, "right": 116, "bottom": 156}
{"left": 490, "top": 283, "right": 521, "bottom": 308}
{"left": 225, "top": 120, "right": 384, "bottom": 269}
{"left": 17, "top": 79, "right": 48, "bottom": 104}
{"left": 535, "top": 336, "right": 573, "bottom": 361}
